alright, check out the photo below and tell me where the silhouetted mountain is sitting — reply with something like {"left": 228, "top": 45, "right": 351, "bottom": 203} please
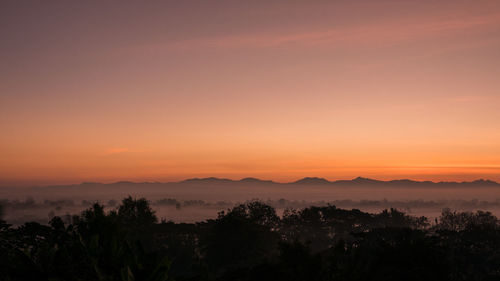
{"left": 352, "top": 177, "right": 383, "bottom": 184}
{"left": 470, "top": 179, "right": 499, "bottom": 186}
{"left": 180, "top": 177, "right": 235, "bottom": 184}
{"left": 291, "top": 177, "right": 331, "bottom": 185}
{"left": 387, "top": 179, "right": 429, "bottom": 186}
{"left": 80, "top": 182, "right": 101, "bottom": 185}
{"left": 332, "top": 177, "right": 384, "bottom": 185}
{"left": 15, "top": 177, "right": 498, "bottom": 204}
{"left": 239, "top": 177, "right": 275, "bottom": 184}
{"left": 179, "top": 177, "right": 277, "bottom": 185}
{"left": 69, "top": 177, "right": 500, "bottom": 188}
{"left": 329, "top": 178, "right": 500, "bottom": 188}
{"left": 275, "top": 177, "right": 500, "bottom": 189}
{"left": 434, "top": 179, "right": 500, "bottom": 188}
{"left": 68, "top": 177, "right": 500, "bottom": 188}
{"left": 111, "top": 181, "right": 136, "bottom": 185}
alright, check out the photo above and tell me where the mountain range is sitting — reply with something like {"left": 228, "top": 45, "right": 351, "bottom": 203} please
{"left": 78, "top": 176, "right": 500, "bottom": 188}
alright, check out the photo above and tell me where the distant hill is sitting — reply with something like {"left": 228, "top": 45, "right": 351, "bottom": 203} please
{"left": 291, "top": 177, "right": 331, "bottom": 185}
{"left": 180, "top": 177, "right": 235, "bottom": 184}
{"left": 170, "top": 177, "right": 500, "bottom": 188}
{"left": 1, "top": 176, "right": 499, "bottom": 203}
{"left": 239, "top": 177, "right": 276, "bottom": 184}
{"left": 12, "top": 177, "right": 500, "bottom": 190}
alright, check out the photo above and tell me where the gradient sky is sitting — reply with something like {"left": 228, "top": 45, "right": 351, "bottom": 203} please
{"left": 1, "top": 0, "right": 500, "bottom": 186}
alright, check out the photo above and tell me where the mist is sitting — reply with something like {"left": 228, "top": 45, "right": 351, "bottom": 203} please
{"left": 2, "top": 179, "right": 499, "bottom": 225}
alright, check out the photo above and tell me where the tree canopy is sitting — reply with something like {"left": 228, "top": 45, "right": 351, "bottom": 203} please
{"left": 1, "top": 198, "right": 499, "bottom": 281}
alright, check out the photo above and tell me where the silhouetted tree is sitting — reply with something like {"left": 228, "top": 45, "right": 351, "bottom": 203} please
{"left": 118, "top": 196, "right": 158, "bottom": 227}
{"left": 201, "top": 201, "right": 280, "bottom": 278}
{"left": 2, "top": 198, "right": 500, "bottom": 281}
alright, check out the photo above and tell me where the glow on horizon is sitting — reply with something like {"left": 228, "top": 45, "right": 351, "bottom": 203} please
{"left": 1, "top": 1, "right": 500, "bottom": 186}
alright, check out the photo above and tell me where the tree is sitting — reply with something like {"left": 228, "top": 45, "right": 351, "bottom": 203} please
{"left": 118, "top": 196, "right": 158, "bottom": 227}
{"left": 201, "top": 201, "right": 280, "bottom": 277}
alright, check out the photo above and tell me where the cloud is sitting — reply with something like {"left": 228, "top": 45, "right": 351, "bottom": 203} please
{"left": 122, "top": 13, "right": 500, "bottom": 54}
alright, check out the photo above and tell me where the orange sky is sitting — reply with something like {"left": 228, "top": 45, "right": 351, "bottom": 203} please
{"left": 1, "top": 0, "right": 500, "bottom": 186}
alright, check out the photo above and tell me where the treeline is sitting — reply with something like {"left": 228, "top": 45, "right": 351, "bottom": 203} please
{"left": 154, "top": 198, "right": 500, "bottom": 211}
{"left": 4, "top": 197, "right": 500, "bottom": 210}
{"left": 1, "top": 197, "right": 500, "bottom": 281}
{"left": 4, "top": 197, "right": 500, "bottom": 225}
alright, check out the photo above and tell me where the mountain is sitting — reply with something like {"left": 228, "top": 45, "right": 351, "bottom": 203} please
{"left": 3, "top": 177, "right": 498, "bottom": 203}
{"left": 180, "top": 177, "right": 235, "bottom": 184}
{"left": 286, "top": 177, "right": 500, "bottom": 188}
{"left": 291, "top": 177, "right": 331, "bottom": 185}
{"left": 469, "top": 179, "right": 499, "bottom": 186}
{"left": 33, "top": 177, "right": 500, "bottom": 190}
{"left": 434, "top": 179, "right": 500, "bottom": 188}
{"left": 333, "top": 177, "right": 384, "bottom": 185}
{"left": 238, "top": 177, "right": 276, "bottom": 184}
{"left": 111, "top": 181, "right": 136, "bottom": 185}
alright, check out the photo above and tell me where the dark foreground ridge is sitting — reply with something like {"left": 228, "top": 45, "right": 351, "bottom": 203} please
{"left": 1, "top": 197, "right": 500, "bottom": 281}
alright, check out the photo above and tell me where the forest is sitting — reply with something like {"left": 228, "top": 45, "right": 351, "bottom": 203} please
{"left": 1, "top": 197, "right": 499, "bottom": 281}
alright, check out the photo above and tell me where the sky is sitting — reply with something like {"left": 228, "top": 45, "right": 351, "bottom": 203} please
{"left": 1, "top": 0, "right": 500, "bottom": 186}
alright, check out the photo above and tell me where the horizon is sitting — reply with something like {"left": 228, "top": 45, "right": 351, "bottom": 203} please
{"left": 2, "top": 1, "right": 500, "bottom": 186}
{"left": 3, "top": 175, "right": 500, "bottom": 188}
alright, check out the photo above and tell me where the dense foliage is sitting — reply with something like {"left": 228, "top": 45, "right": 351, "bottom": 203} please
{"left": 1, "top": 197, "right": 499, "bottom": 281}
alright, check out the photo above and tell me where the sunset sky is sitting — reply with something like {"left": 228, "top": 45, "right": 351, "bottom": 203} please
{"left": 1, "top": 0, "right": 500, "bottom": 186}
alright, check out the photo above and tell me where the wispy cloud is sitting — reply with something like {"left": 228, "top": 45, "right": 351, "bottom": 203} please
{"left": 125, "top": 13, "right": 500, "bottom": 53}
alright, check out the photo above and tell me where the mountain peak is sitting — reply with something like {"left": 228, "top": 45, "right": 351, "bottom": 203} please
{"left": 352, "top": 177, "right": 380, "bottom": 183}
{"left": 181, "top": 177, "right": 233, "bottom": 184}
{"left": 467, "top": 179, "right": 499, "bottom": 186}
{"left": 292, "top": 177, "right": 331, "bottom": 185}
{"left": 239, "top": 177, "right": 274, "bottom": 184}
